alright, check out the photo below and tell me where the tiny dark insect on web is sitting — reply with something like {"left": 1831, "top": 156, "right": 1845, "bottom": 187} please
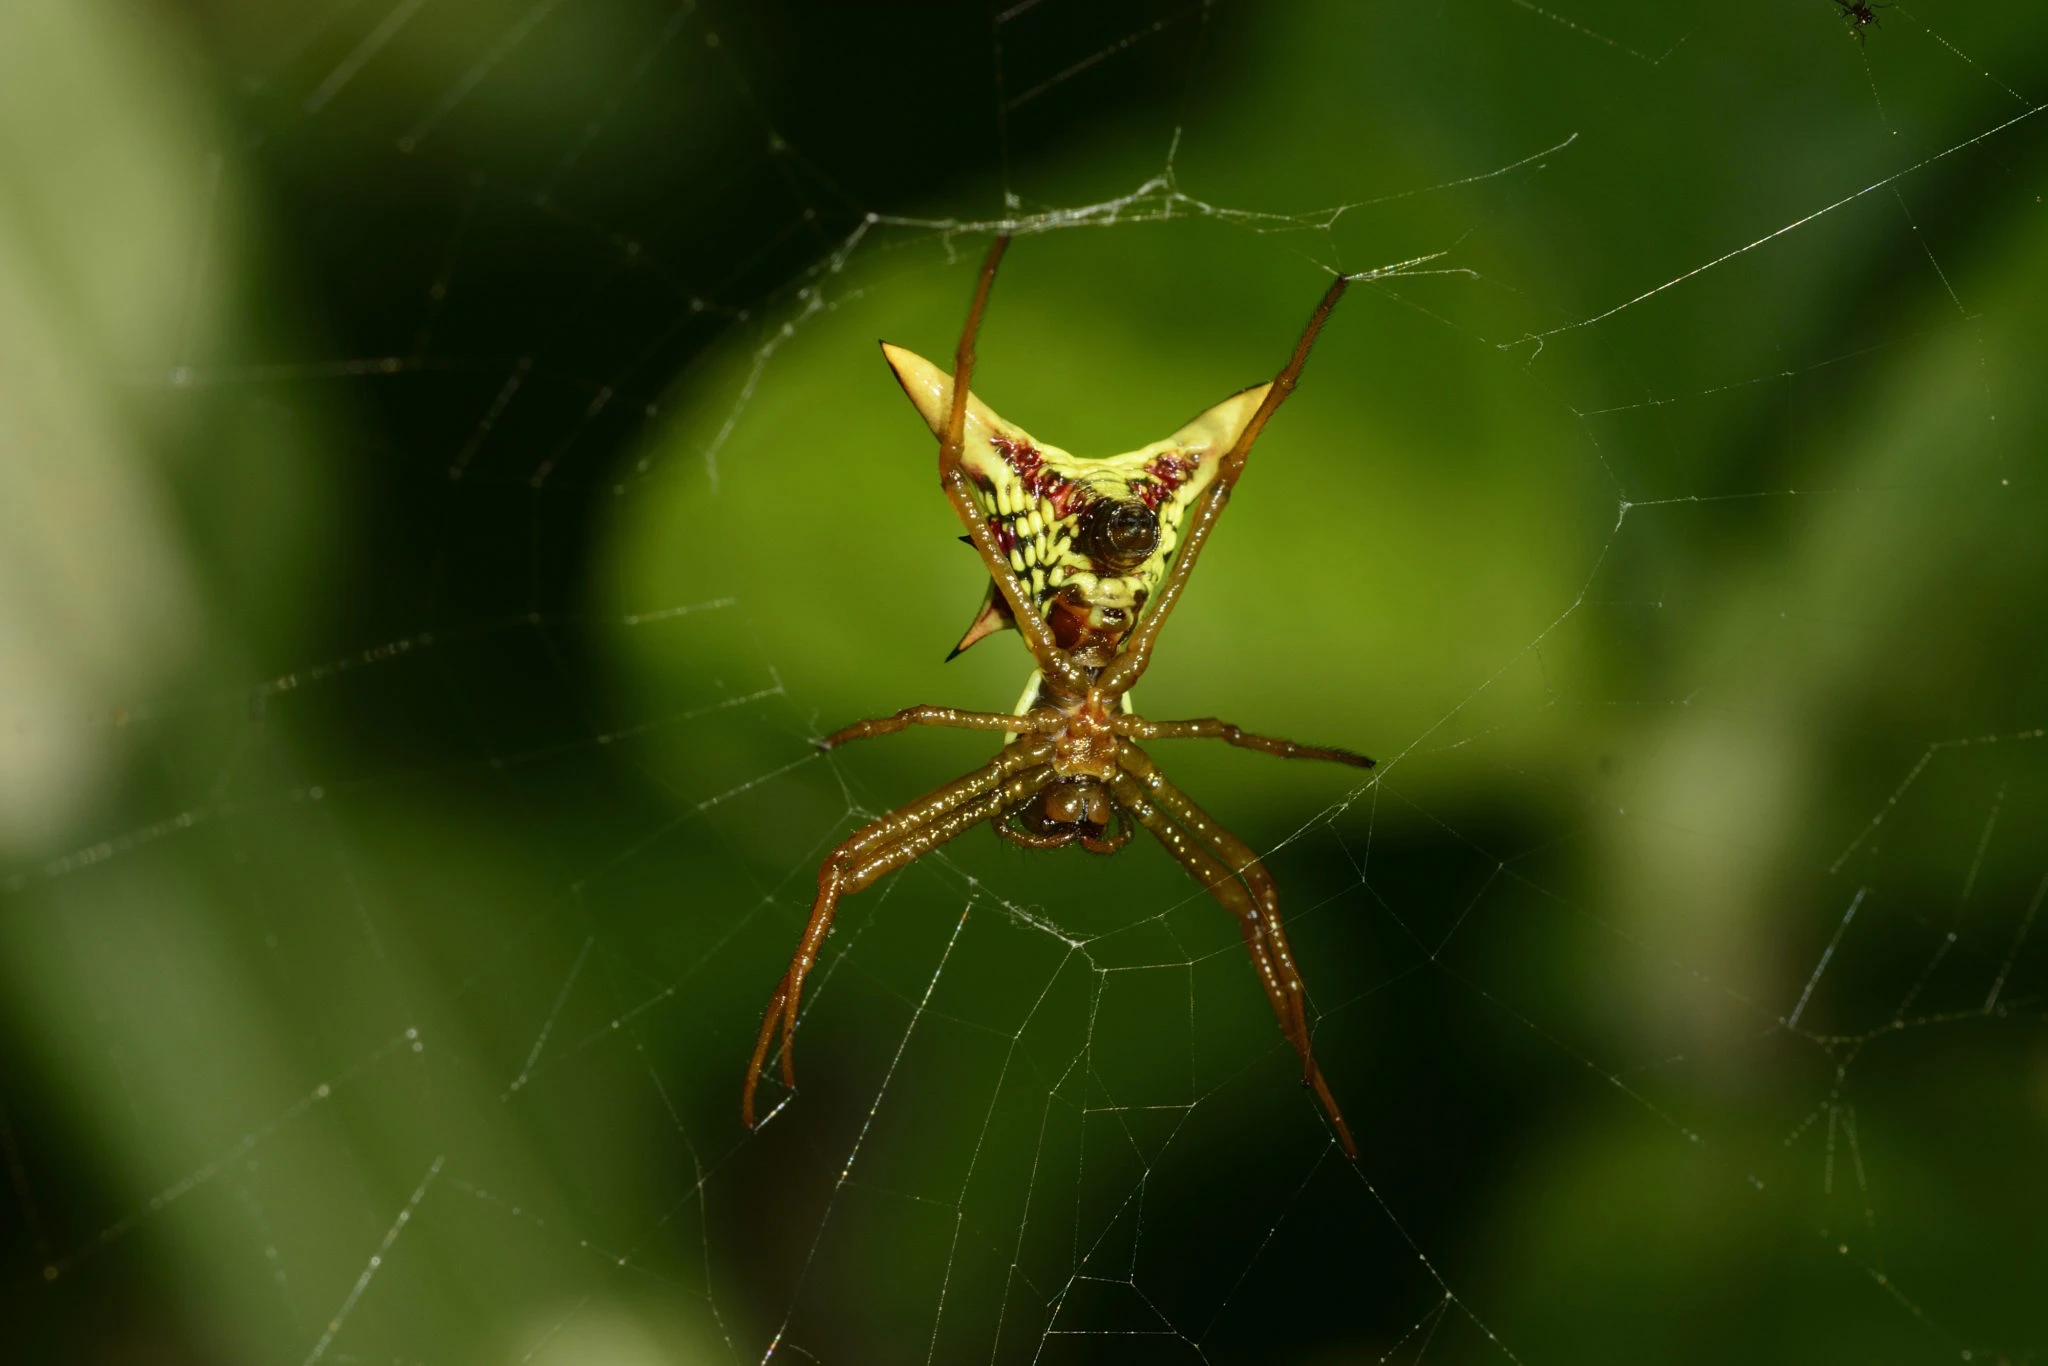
{"left": 1833, "top": 0, "right": 1889, "bottom": 45}
{"left": 741, "top": 236, "right": 1372, "bottom": 1156}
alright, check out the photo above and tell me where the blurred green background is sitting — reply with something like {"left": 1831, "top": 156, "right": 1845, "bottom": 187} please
{"left": 2, "top": 0, "right": 2044, "bottom": 1361}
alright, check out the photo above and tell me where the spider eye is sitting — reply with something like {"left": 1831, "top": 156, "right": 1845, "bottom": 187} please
{"left": 1078, "top": 499, "right": 1159, "bottom": 572}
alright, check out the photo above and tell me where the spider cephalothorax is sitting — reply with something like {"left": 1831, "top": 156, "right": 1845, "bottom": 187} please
{"left": 744, "top": 238, "right": 1372, "bottom": 1156}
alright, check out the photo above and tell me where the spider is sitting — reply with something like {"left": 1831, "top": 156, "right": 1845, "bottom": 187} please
{"left": 742, "top": 236, "right": 1371, "bottom": 1156}
{"left": 1833, "top": 0, "right": 1888, "bottom": 43}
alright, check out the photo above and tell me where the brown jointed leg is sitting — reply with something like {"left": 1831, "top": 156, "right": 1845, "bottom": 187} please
{"left": 1107, "top": 771, "right": 1295, "bottom": 1031}
{"left": 1107, "top": 757, "right": 1356, "bottom": 1157}
{"left": 742, "top": 744, "right": 1055, "bottom": 1127}
{"left": 1098, "top": 272, "right": 1349, "bottom": 696}
{"left": 1119, "top": 747, "right": 1351, "bottom": 1137}
{"left": 1115, "top": 715, "right": 1374, "bottom": 769}
{"left": 819, "top": 705, "right": 1046, "bottom": 751}
{"left": 928, "top": 235, "right": 1090, "bottom": 695}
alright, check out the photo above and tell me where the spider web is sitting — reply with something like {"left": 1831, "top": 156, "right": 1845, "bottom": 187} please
{"left": 3, "top": 0, "right": 2046, "bottom": 1361}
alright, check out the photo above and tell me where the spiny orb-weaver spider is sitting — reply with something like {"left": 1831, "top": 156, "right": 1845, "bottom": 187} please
{"left": 743, "top": 236, "right": 1370, "bottom": 1155}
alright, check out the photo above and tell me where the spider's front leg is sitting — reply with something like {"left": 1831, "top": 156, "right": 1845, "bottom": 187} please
{"left": 743, "top": 739, "right": 1055, "bottom": 1128}
{"left": 1095, "top": 272, "right": 1349, "bottom": 697}
{"left": 909, "top": 234, "right": 1092, "bottom": 696}
{"left": 1108, "top": 743, "right": 1356, "bottom": 1157}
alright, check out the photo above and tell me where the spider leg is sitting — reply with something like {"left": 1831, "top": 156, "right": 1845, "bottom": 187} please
{"left": 1108, "top": 743, "right": 1356, "bottom": 1157}
{"left": 1115, "top": 715, "right": 1374, "bottom": 769}
{"left": 743, "top": 740, "right": 1055, "bottom": 1128}
{"left": 819, "top": 704, "right": 1053, "bottom": 751}
{"left": 926, "top": 236, "right": 1092, "bottom": 695}
{"left": 1098, "top": 274, "right": 1349, "bottom": 696}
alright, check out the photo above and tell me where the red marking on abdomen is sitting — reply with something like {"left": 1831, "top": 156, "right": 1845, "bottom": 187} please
{"left": 992, "top": 431, "right": 1081, "bottom": 516}
{"left": 1131, "top": 453, "right": 1190, "bottom": 512}
{"left": 991, "top": 433, "right": 1041, "bottom": 477}
{"left": 1145, "top": 452, "right": 1188, "bottom": 491}
{"left": 1047, "top": 479, "right": 1086, "bottom": 518}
